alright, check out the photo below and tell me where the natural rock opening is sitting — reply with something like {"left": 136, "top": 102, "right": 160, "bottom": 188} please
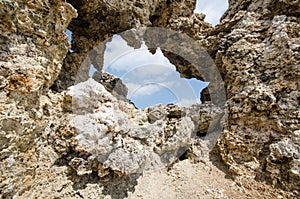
{"left": 62, "top": 30, "right": 210, "bottom": 108}
{"left": 101, "top": 34, "right": 209, "bottom": 109}
{"left": 55, "top": 0, "right": 300, "bottom": 195}
{"left": 0, "top": 0, "right": 299, "bottom": 198}
{"left": 66, "top": 29, "right": 73, "bottom": 52}
{"left": 45, "top": 3, "right": 226, "bottom": 195}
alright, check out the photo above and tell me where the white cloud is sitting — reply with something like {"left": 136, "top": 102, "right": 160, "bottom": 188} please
{"left": 103, "top": 36, "right": 174, "bottom": 74}
{"left": 105, "top": 49, "right": 170, "bottom": 74}
{"left": 127, "top": 83, "right": 163, "bottom": 98}
{"left": 103, "top": 35, "right": 134, "bottom": 68}
{"left": 176, "top": 98, "right": 198, "bottom": 107}
{"left": 103, "top": 34, "right": 208, "bottom": 108}
{"left": 125, "top": 78, "right": 199, "bottom": 106}
{"left": 121, "top": 63, "right": 199, "bottom": 103}
{"left": 195, "top": 0, "right": 229, "bottom": 26}
{"left": 122, "top": 64, "right": 177, "bottom": 84}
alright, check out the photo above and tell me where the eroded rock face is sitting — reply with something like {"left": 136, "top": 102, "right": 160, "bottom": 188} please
{"left": 0, "top": 0, "right": 299, "bottom": 198}
{"left": 206, "top": 2, "right": 300, "bottom": 191}
{"left": 0, "top": 1, "right": 77, "bottom": 198}
{"left": 56, "top": 78, "right": 222, "bottom": 178}
{"left": 53, "top": 0, "right": 213, "bottom": 90}
{"left": 93, "top": 71, "right": 128, "bottom": 100}
{"left": 0, "top": 0, "right": 77, "bottom": 96}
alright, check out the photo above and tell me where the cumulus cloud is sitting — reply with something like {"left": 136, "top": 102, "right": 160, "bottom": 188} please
{"left": 177, "top": 98, "right": 198, "bottom": 107}
{"left": 103, "top": 35, "right": 173, "bottom": 75}
{"left": 195, "top": 0, "right": 229, "bottom": 26}
{"left": 102, "top": 35, "right": 208, "bottom": 109}
{"left": 103, "top": 35, "right": 134, "bottom": 68}
{"left": 122, "top": 64, "right": 177, "bottom": 84}
{"left": 127, "top": 83, "right": 165, "bottom": 97}
{"left": 121, "top": 63, "right": 200, "bottom": 104}
{"left": 129, "top": 84, "right": 179, "bottom": 109}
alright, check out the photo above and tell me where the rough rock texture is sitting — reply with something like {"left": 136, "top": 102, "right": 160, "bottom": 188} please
{"left": 53, "top": 0, "right": 212, "bottom": 90}
{"left": 0, "top": 0, "right": 299, "bottom": 198}
{"left": 0, "top": 0, "right": 77, "bottom": 94}
{"left": 208, "top": 2, "right": 300, "bottom": 192}
{"left": 0, "top": 0, "right": 77, "bottom": 198}
{"left": 57, "top": 78, "right": 222, "bottom": 177}
{"left": 93, "top": 71, "right": 128, "bottom": 100}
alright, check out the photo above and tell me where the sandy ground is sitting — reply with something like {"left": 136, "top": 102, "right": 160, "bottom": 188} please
{"left": 125, "top": 157, "right": 292, "bottom": 199}
{"left": 125, "top": 158, "right": 241, "bottom": 199}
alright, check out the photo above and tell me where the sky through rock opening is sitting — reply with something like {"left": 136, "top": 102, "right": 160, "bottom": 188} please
{"left": 66, "top": 0, "right": 229, "bottom": 109}
{"left": 101, "top": 35, "right": 208, "bottom": 109}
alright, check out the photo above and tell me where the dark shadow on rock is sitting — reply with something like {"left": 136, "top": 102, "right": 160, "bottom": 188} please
{"left": 209, "top": 146, "right": 233, "bottom": 180}
{"left": 54, "top": 156, "right": 141, "bottom": 199}
{"left": 100, "top": 173, "right": 140, "bottom": 199}
{"left": 69, "top": 170, "right": 101, "bottom": 191}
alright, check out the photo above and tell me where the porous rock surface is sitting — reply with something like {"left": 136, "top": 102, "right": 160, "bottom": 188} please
{"left": 58, "top": 78, "right": 221, "bottom": 177}
{"left": 53, "top": 0, "right": 212, "bottom": 90}
{"left": 93, "top": 71, "right": 128, "bottom": 100}
{"left": 0, "top": 0, "right": 299, "bottom": 198}
{"left": 210, "top": 1, "right": 300, "bottom": 192}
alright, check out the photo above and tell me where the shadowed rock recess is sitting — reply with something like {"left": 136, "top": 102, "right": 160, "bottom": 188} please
{"left": 0, "top": 0, "right": 299, "bottom": 198}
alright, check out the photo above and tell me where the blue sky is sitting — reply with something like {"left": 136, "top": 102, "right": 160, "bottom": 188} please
{"left": 195, "top": 0, "right": 229, "bottom": 26}
{"left": 101, "top": 35, "right": 209, "bottom": 109}
{"left": 67, "top": 0, "right": 228, "bottom": 109}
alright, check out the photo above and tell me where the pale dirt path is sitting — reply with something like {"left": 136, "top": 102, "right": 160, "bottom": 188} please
{"left": 127, "top": 159, "right": 244, "bottom": 199}
{"left": 126, "top": 158, "right": 290, "bottom": 199}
